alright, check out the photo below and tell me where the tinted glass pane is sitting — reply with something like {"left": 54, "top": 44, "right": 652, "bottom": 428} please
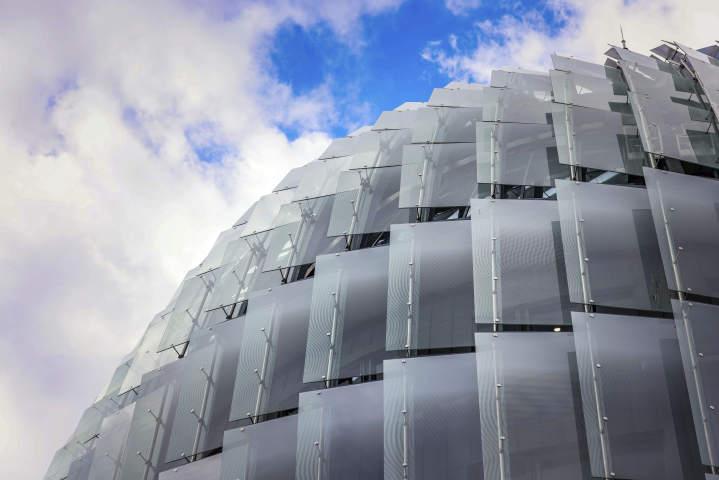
{"left": 572, "top": 312, "right": 703, "bottom": 480}
{"left": 477, "top": 121, "right": 569, "bottom": 187}
{"left": 327, "top": 166, "right": 413, "bottom": 238}
{"left": 383, "top": 354, "right": 483, "bottom": 480}
{"left": 263, "top": 196, "right": 344, "bottom": 272}
{"left": 158, "top": 454, "right": 221, "bottom": 480}
{"left": 304, "top": 247, "right": 392, "bottom": 382}
{"left": 475, "top": 332, "right": 587, "bottom": 480}
{"left": 412, "top": 107, "right": 482, "bottom": 143}
{"left": 427, "top": 87, "right": 484, "bottom": 107}
{"left": 644, "top": 167, "right": 719, "bottom": 299}
{"left": 556, "top": 180, "right": 671, "bottom": 312}
{"left": 241, "top": 189, "right": 295, "bottom": 237}
{"left": 482, "top": 88, "right": 553, "bottom": 124}
{"left": 318, "top": 137, "right": 360, "bottom": 160}
{"left": 387, "top": 221, "right": 474, "bottom": 351}
{"left": 400, "top": 143, "right": 478, "bottom": 207}
{"left": 551, "top": 103, "right": 646, "bottom": 175}
{"left": 551, "top": 70, "right": 629, "bottom": 111}
{"left": 273, "top": 167, "right": 306, "bottom": 193}
{"left": 551, "top": 54, "right": 623, "bottom": 81}
{"left": 621, "top": 60, "right": 693, "bottom": 97}
{"left": 230, "top": 280, "right": 315, "bottom": 420}
{"left": 471, "top": 199, "right": 571, "bottom": 324}
{"left": 490, "top": 69, "right": 552, "bottom": 91}
{"left": 350, "top": 129, "right": 413, "bottom": 169}
{"left": 296, "top": 382, "right": 383, "bottom": 480}
{"left": 165, "top": 319, "right": 244, "bottom": 462}
{"left": 219, "top": 415, "right": 298, "bottom": 480}
{"left": 292, "top": 156, "right": 352, "bottom": 202}
{"left": 372, "top": 109, "right": 417, "bottom": 131}
{"left": 87, "top": 403, "right": 136, "bottom": 480}
{"left": 673, "top": 299, "right": 719, "bottom": 467}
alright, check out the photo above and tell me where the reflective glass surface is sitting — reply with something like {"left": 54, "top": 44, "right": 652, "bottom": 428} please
{"left": 412, "top": 106, "right": 482, "bottom": 143}
{"left": 230, "top": 280, "right": 316, "bottom": 420}
{"left": 166, "top": 319, "right": 244, "bottom": 462}
{"left": 490, "top": 69, "right": 552, "bottom": 91}
{"left": 400, "top": 143, "right": 477, "bottom": 207}
{"left": 551, "top": 70, "right": 629, "bottom": 111}
{"left": 477, "top": 121, "right": 569, "bottom": 187}
{"left": 292, "top": 156, "right": 352, "bottom": 202}
{"left": 572, "top": 312, "right": 703, "bottom": 480}
{"left": 475, "top": 332, "right": 587, "bottom": 480}
{"left": 219, "top": 415, "right": 298, "bottom": 480}
{"left": 350, "top": 129, "right": 413, "bottom": 169}
{"left": 445, "top": 81, "right": 485, "bottom": 90}
{"left": 606, "top": 46, "right": 660, "bottom": 70}
{"left": 318, "top": 137, "right": 360, "bottom": 160}
{"left": 372, "top": 109, "right": 417, "bottom": 130}
{"left": 273, "top": 167, "right": 306, "bottom": 193}
{"left": 644, "top": 168, "right": 719, "bottom": 298}
{"left": 483, "top": 88, "right": 553, "bottom": 124}
{"left": 120, "top": 314, "right": 177, "bottom": 394}
{"left": 87, "top": 403, "right": 136, "bottom": 480}
{"left": 427, "top": 87, "right": 484, "bottom": 108}
{"left": 673, "top": 300, "right": 719, "bottom": 467}
{"left": 44, "top": 440, "right": 92, "bottom": 480}
{"left": 387, "top": 221, "right": 474, "bottom": 351}
{"left": 384, "top": 354, "right": 483, "bottom": 480}
{"left": 621, "top": 60, "right": 696, "bottom": 97}
{"left": 233, "top": 201, "right": 257, "bottom": 228}
{"left": 296, "top": 382, "right": 383, "bottom": 480}
{"left": 551, "top": 103, "right": 646, "bottom": 175}
{"left": 556, "top": 180, "right": 671, "bottom": 311}
{"left": 471, "top": 199, "right": 571, "bottom": 325}
{"left": 690, "top": 55, "right": 719, "bottom": 93}
{"left": 551, "top": 54, "right": 623, "bottom": 81}
{"left": 158, "top": 454, "right": 221, "bottom": 480}
{"left": 198, "top": 229, "right": 238, "bottom": 275}
{"left": 303, "top": 247, "right": 392, "bottom": 382}
{"left": 240, "top": 189, "right": 295, "bottom": 237}
{"left": 263, "top": 196, "right": 344, "bottom": 272}
{"left": 327, "top": 166, "right": 413, "bottom": 237}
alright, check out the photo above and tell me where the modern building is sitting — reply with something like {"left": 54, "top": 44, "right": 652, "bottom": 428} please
{"left": 44, "top": 40, "right": 719, "bottom": 480}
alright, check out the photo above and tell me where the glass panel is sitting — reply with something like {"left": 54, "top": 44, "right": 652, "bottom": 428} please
{"left": 673, "top": 299, "right": 719, "bottom": 467}
{"left": 318, "top": 137, "right": 360, "bottom": 160}
{"left": 551, "top": 103, "right": 646, "bottom": 175}
{"left": 327, "top": 167, "right": 413, "bottom": 238}
{"left": 158, "top": 453, "right": 222, "bottom": 480}
{"left": 205, "top": 230, "right": 274, "bottom": 313}
{"left": 629, "top": 91, "right": 718, "bottom": 166}
{"left": 291, "top": 156, "right": 352, "bottom": 202}
{"left": 44, "top": 439, "right": 93, "bottom": 480}
{"left": 551, "top": 54, "right": 623, "bottom": 81}
{"left": 65, "top": 449, "right": 94, "bottom": 480}
{"left": 556, "top": 180, "right": 671, "bottom": 311}
{"left": 399, "top": 143, "right": 478, "bottom": 207}
{"left": 477, "top": 121, "right": 569, "bottom": 187}
{"left": 644, "top": 168, "right": 719, "bottom": 299}
{"left": 105, "top": 362, "right": 132, "bottom": 399}
{"left": 350, "top": 129, "right": 413, "bottom": 170}
{"left": 165, "top": 319, "right": 245, "bottom": 462}
{"left": 475, "top": 332, "right": 588, "bottom": 480}
{"left": 386, "top": 221, "right": 474, "bottom": 351}
{"left": 427, "top": 87, "right": 484, "bottom": 107}
{"left": 198, "top": 229, "right": 237, "bottom": 275}
{"left": 296, "top": 382, "right": 383, "bottom": 480}
{"left": 621, "top": 59, "right": 696, "bottom": 96}
{"left": 482, "top": 88, "right": 553, "bottom": 124}
{"left": 572, "top": 312, "right": 703, "bottom": 480}
{"left": 230, "top": 280, "right": 316, "bottom": 420}
{"left": 383, "top": 354, "right": 483, "bottom": 480}
{"left": 551, "top": 70, "right": 629, "bottom": 111}
{"left": 606, "top": 46, "right": 660, "bottom": 70}
{"left": 303, "top": 247, "right": 392, "bottom": 382}
{"left": 233, "top": 201, "right": 257, "bottom": 228}
{"left": 87, "top": 403, "right": 136, "bottom": 480}
{"left": 241, "top": 189, "right": 295, "bottom": 237}
{"left": 445, "top": 81, "right": 486, "bottom": 90}
{"left": 273, "top": 167, "right": 306, "bottom": 193}
{"left": 347, "top": 125, "right": 372, "bottom": 137}
{"left": 471, "top": 199, "right": 571, "bottom": 325}
{"left": 412, "top": 106, "right": 482, "bottom": 143}
{"left": 117, "top": 360, "right": 185, "bottom": 480}
{"left": 372, "top": 109, "right": 417, "bottom": 131}
{"left": 690, "top": 55, "right": 719, "bottom": 92}
{"left": 490, "top": 69, "right": 552, "bottom": 91}
{"left": 120, "top": 313, "right": 177, "bottom": 394}
{"left": 219, "top": 415, "right": 298, "bottom": 480}
{"left": 263, "top": 196, "right": 344, "bottom": 272}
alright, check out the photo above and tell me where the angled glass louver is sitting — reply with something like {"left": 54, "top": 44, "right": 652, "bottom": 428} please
{"left": 350, "top": 128, "right": 413, "bottom": 169}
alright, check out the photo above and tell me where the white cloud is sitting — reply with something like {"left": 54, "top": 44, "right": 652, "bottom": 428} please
{"left": 445, "top": 0, "right": 482, "bottom": 16}
{"left": 424, "top": 0, "right": 719, "bottom": 83}
{"left": 0, "top": 0, "right": 403, "bottom": 478}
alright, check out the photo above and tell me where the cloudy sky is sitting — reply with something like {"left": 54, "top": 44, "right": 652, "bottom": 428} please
{"left": 1, "top": 0, "right": 718, "bottom": 478}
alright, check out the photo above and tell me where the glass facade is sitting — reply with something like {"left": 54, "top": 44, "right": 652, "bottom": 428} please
{"left": 49, "top": 38, "right": 719, "bottom": 480}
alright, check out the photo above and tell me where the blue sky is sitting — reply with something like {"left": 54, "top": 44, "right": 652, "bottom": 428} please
{"left": 269, "top": 0, "right": 568, "bottom": 140}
